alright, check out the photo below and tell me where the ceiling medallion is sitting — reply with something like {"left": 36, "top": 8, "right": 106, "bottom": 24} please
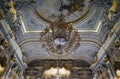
{"left": 40, "top": 16, "right": 80, "bottom": 57}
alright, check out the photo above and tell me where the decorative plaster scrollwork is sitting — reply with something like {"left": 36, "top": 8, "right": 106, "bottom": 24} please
{"left": 102, "top": 11, "right": 115, "bottom": 30}
{"left": 112, "top": 48, "right": 120, "bottom": 61}
{"left": 115, "top": 38, "right": 120, "bottom": 48}
{"left": 96, "top": 64, "right": 109, "bottom": 79}
{"left": 43, "top": 60, "right": 73, "bottom": 70}
{"left": 109, "top": 10, "right": 120, "bottom": 23}
{"left": 0, "top": 34, "right": 9, "bottom": 49}
{"left": 0, "top": 0, "right": 36, "bottom": 33}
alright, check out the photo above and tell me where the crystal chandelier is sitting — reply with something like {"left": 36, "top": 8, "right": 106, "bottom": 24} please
{"left": 40, "top": 16, "right": 80, "bottom": 56}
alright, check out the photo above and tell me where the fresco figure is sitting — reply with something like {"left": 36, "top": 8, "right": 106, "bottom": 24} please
{"left": 59, "top": 0, "right": 85, "bottom": 16}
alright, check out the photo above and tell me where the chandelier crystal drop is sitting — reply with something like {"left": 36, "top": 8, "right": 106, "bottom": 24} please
{"left": 40, "top": 17, "right": 80, "bottom": 57}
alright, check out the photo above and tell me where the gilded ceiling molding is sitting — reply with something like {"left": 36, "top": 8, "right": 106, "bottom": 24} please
{"left": 26, "top": 57, "right": 92, "bottom": 67}
{"left": 23, "top": 51, "right": 98, "bottom": 65}
{"left": 19, "top": 39, "right": 101, "bottom": 50}
{"left": 81, "top": 40, "right": 101, "bottom": 48}
{"left": 20, "top": 14, "right": 102, "bottom": 33}
{"left": 18, "top": 33, "right": 103, "bottom": 48}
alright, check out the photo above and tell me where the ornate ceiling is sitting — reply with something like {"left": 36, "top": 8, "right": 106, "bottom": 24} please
{"left": 1, "top": 0, "right": 119, "bottom": 71}
{"left": 0, "top": 0, "right": 120, "bottom": 78}
{"left": 16, "top": 0, "right": 112, "bottom": 67}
